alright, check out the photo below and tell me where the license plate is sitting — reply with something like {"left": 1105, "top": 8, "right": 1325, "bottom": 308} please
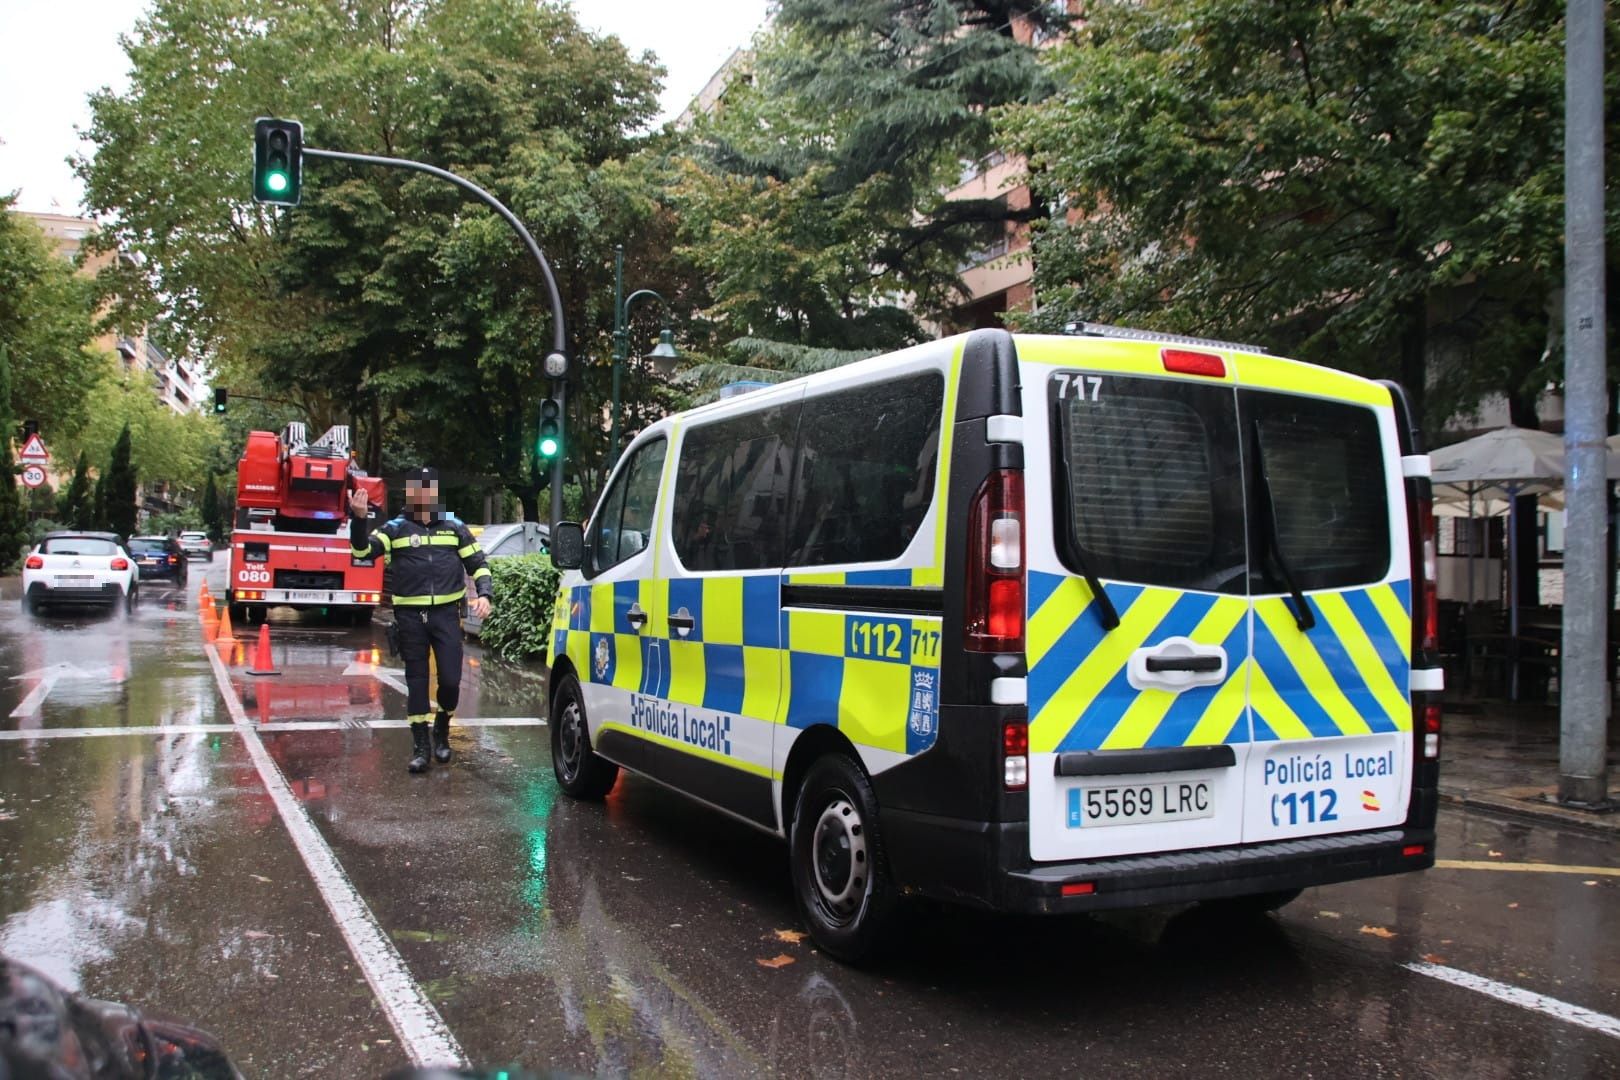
{"left": 288, "top": 590, "right": 327, "bottom": 603}
{"left": 1066, "top": 781, "right": 1214, "bottom": 828}
{"left": 55, "top": 575, "right": 93, "bottom": 582}
{"left": 140, "top": 558, "right": 159, "bottom": 564}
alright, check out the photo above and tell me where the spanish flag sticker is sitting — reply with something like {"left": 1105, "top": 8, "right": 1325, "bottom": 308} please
{"left": 1362, "top": 790, "right": 1381, "bottom": 812}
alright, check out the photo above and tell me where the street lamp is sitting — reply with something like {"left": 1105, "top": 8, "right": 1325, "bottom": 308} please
{"left": 610, "top": 244, "right": 681, "bottom": 461}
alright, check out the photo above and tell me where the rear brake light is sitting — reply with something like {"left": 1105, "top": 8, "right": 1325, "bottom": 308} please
{"left": 169, "top": 554, "right": 179, "bottom": 564}
{"left": 25, "top": 555, "right": 42, "bottom": 570}
{"left": 966, "top": 469, "right": 1025, "bottom": 653}
{"left": 1402, "top": 844, "right": 1427, "bottom": 858}
{"left": 111, "top": 558, "right": 129, "bottom": 571}
{"left": 1421, "top": 702, "right": 1441, "bottom": 759}
{"left": 1061, "top": 882, "right": 1095, "bottom": 897}
{"left": 1161, "top": 348, "right": 1226, "bottom": 378}
{"left": 1002, "top": 721, "right": 1029, "bottom": 791}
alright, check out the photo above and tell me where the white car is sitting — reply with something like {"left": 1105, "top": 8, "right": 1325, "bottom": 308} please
{"left": 177, "top": 530, "right": 213, "bottom": 560}
{"left": 461, "top": 521, "right": 549, "bottom": 637}
{"left": 23, "top": 531, "right": 139, "bottom": 612}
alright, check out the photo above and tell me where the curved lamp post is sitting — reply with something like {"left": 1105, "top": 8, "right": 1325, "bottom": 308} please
{"left": 610, "top": 244, "right": 681, "bottom": 462}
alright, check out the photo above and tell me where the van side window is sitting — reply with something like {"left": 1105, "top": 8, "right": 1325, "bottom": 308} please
{"left": 1053, "top": 373, "right": 1248, "bottom": 593}
{"left": 1242, "top": 392, "right": 1391, "bottom": 591}
{"left": 786, "top": 371, "right": 944, "bottom": 568}
{"left": 588, "top": 437, "right": 667, "bottom": 575}
{"left": 672, "top": 405, "right": 798, "bottom": 572}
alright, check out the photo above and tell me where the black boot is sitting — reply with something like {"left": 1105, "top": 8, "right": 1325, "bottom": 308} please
{"left": 432, "top": 712, "right": 452, "bottom": 764}
{"left": 408, "top": 722, "right": 431, "bottom": 774}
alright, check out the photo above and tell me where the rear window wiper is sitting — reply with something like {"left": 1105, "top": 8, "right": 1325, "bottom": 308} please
{"left": 1052, "top": 405, "right": 1121, "bottom": 631}
{"left": 1250, "top": 421, "right": 1316, "bottom": 632}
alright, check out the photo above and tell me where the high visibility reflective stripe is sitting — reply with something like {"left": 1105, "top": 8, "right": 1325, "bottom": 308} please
{"left": 349, "top": 548, "right": 372, "bottom": 559}
{"left": 407, "top": 713, "right": 433, "bottom": 724}
{"left": 458, "top": 544, "right": 478, "bottom": 558}
{"left": 376, "top": 533, "right": 393, "bottom": 551}
{"left": 427, "top": 534, "right": 461, "bottom": 546}
{"left": 472, "top": 567, "right": 491, "bottom": 581}
{"left": 393, "top": 589, "right": 465, "bottom": 606}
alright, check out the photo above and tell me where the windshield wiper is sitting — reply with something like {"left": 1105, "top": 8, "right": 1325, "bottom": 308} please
{"left": 1052, "top": 406, "right": 1120, "bottom": 631}
{"left": 1250, "top": 420, "right": 1315, "bottom": 632}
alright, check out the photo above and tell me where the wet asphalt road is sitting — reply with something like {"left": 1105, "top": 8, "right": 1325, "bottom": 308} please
{"left": 1, "top": 562, "right": 1617, "bottom": 1078}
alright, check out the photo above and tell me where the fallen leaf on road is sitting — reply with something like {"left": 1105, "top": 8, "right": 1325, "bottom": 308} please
{"left": 774, "top": 929, "right": 807, "bottom": 944}
{"left": 243, "top": 930, "right": 271, "bottom": 940}
{"left": 1507, "top": 902, "right": 1519, "bottom": 909}
{"left": 1488, "top": 850, "right": 1504, "bottom": 858}
{"left": 756, "top": 954, "right": 796, "bottom": 969}
{"left": 1316, "top": 910, "right": 1342, "bottom": 919}
{"left": 1584, "top": 880, "right": 1599, "bottom": 887}
{"left": 250, "top": 874, "right": 271, "bottom": 884}
{"left": 1422, "top": 953, "right": 1446, "bottom": 964}
{"left": 1359, "top": 925, "right": 1397, "bottom": 939}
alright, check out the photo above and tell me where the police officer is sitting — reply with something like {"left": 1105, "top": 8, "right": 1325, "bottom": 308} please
{"left": 349, "top": 468, "right": 494, "bottom": 773}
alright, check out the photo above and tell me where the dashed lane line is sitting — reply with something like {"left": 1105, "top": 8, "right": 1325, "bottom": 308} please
{"left": 1434, "top": 859, "right": 1620, "bottom": 878}
{"left": 1404, "top": 962, "right": 1620, "bottom": 1041}
{"left": 203, "top": 642, "right": 468, "bottom": 1068}
{"left": 0, "top": 717, "right": 545, "bottom": 740}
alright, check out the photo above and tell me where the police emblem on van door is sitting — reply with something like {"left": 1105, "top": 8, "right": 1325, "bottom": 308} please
{"left": 409, "top": 534, "right": 423, "bottom": 547}
{"left": 594, "top": 636, "right": 612, "bottom": 679}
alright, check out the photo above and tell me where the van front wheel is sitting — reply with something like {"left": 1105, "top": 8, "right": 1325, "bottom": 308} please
{"left": 550, "top": 673, "right": 617, "bottom": 800}
{"left": 790, "top": 754, "right": 897, "bottom": 964}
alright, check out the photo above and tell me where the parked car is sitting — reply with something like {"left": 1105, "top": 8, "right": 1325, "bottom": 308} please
{"left": 127, "top": 535, "right": 189, "bottom": 587}
{"left": 177, "top": 530, "right": 213, "bottom": 560}
{"left": 22, "top": 531, "right": 138, "bottom": 612}
{"left": 462, "top": 521, "right": 549, "bottom": 637}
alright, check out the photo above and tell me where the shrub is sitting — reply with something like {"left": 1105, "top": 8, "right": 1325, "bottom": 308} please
{"left": 478, "top": 554, "right": 561, "bottom": 663}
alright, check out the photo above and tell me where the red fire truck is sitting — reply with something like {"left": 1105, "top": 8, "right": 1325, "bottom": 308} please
{"left": 228, "top": 422, "right": 386, "bottom": 624}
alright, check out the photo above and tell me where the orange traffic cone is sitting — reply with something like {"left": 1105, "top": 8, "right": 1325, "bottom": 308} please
{"left": 199, "top": 582, "right": 212, "bottom": 607}
{"left": 216, "top": 603, "right": 235, "bottom": 645}
{"left": 201, "top": 605, "right": 219, "bottom": 643}
{"left": 247, "top": 622, "right": 280, "bottom": 676}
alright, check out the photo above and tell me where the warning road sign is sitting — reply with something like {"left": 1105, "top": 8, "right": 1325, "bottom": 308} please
{"left": 18, "top": 434, "right": 49, "bottom": 463}
{"left": 20, "top": 465, "right": 46, "bottom": 489}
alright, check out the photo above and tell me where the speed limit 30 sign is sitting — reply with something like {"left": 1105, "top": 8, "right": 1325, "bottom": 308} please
{"left": 20, "top": 464, "right": 46, "bottom": 489}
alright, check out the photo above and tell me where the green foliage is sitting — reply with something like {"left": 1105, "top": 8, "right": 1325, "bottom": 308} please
{"left": 476, "top": 554, "right": 560, "bottom": 663}
{"left": 0, "top": 348, "right": 25, "bottom": 571}
{"left": 58, "top": 451, "right": 94, "bottom": 530}
{"left": 106, "top": 423, "right": 138, "bottom": 541}
{"left": 92, "top": 472, "right": 107, "bottom": 532}
{"left": 201, "top": 474, "right": 223, "bottom": 542}
{"left": 27, "top": 482, "right": 56, "bottom": 516}
{"left": 997, "top": 0, "right": 1602, "bottom": 427}
{"left": 675, "top": 337, "right": 882, "bottom": 404}
{"left": 0, "top": 198, "right": 108, "bottom": 441}
{"left": 144, "top": 508, "right": 203, "bottom": 536}
{"left": 26, "top": 519, "right": 67, "bottom": 549}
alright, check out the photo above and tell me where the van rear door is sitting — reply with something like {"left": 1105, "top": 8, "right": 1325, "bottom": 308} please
{"left": 1025, "top": 363, "right": 1255, "bottom": 861}
{"left": 1235, "top": 383, "right": 1413, "bottom": 841}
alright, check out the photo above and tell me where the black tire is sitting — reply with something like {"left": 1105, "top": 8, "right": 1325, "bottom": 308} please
{"left": 789, "top": 754, "right": 899, "bottom": 964}
{"left": 1204, "top": 887, "right": 1304, "bottom": 916}
{"left": 26, "top": 593, "right": 44, "bottom": 616}
{"left": 124, "top": 584, "right": 138, "bottom": 611}
{"left": 550, "top": 673, "right": 618, "bottom": 800}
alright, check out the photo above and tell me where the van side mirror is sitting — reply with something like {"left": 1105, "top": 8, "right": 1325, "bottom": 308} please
{"left": 550, "top": 522, "right": 585, "bottom": 570}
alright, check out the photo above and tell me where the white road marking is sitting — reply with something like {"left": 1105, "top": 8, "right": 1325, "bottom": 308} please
{"left": 1404, "top": 962, "right": 1620, "bottom": 1040}
{"left": 0, "top": 717, "right": 546, "bottom": 741}
{"left": 342, "top": 659, "right": 409, "bottom": 695}
{"left": 204, "top": 642, "right": 467, "bottom": 1067}
{"left": 9, "top": 663, "right": 98, "bottom": 718}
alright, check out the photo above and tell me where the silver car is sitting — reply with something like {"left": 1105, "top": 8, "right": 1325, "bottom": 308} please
{"left": 462, "top": 521, "right": 549, "bottom": 637}
{"left": 177, "top": 530, "right": 213, "bottom": 561}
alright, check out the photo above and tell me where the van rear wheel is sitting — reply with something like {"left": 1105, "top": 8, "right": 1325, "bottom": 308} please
{"left": 550, "top": 673, "right": 617, "bottom": 800}
{"left": 789, "top": 754, "right": 898, "bottom": 964}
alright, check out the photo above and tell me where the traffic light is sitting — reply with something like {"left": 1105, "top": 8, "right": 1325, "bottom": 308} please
{"left": 213, "top": 388, "right": 228, "bottom": 414}
{"left": 537, "top": 396, "right": 562, "bottom": 461}
{"left": 253, "top": 118, "right": 303, "bottom": 205}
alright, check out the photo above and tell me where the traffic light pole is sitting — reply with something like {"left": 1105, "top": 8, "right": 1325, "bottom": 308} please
{"left": 299, "top": 146, "right": 570, "bottom": 527}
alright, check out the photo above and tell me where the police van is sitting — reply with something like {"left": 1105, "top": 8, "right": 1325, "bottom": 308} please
{"left": 547, "top": 326, "right": 1443, "bottom": 962}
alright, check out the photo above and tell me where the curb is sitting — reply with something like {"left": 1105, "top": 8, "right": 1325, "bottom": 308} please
{"left": 1439, "top": 787, "right": 1620, "bottom": 840}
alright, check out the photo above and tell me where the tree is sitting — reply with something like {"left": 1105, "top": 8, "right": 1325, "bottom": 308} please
{"left": 105, "top": 423, "right": 137, "bottom": 541}
{"left": 997, "top": 0, "right": 1604, "bottom": 431}
{"left": 200, "top": 473, "right": 222, "bottom": 543}
{"left": 673, "top": 1, "right": 1063, "bottom": 348}
{"left": 91, "top": 472, "right": 107, "bottom": 533}
{"left": 58, "top": 450, "right": 94, "bottom": 530}
{"left": 0, "top": 196, "right": 108, "bottom": 442}
{"left": 0, "top": 347, "right": 28, "bottom": 570}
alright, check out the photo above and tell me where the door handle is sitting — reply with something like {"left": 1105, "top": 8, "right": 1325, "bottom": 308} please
{"left": 668, "top": 607, "right": 695, "bottom": 636}
{"left": 1128, "top": 638, "right": 1228, "bottom": 692}
{"left": 626, "top": 603, "right": 648, "bottom": 631}
{"left": 1145, "top": 655, "right": 1223, "bottom": 673}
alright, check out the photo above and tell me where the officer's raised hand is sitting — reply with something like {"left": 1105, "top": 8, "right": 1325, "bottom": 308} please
{"left": 348, "top": 486, "right": 369, "bottom": 519}
{"left": 468, "top": 596, "right": 491, "bottom": 619}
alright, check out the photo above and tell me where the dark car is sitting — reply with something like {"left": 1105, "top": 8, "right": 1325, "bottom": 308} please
{"left": 127, "top": 535, "right": 189, "bottom": 586}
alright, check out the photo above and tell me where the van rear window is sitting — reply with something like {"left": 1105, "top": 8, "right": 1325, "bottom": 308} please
{"left": 1052, "top": 374, "right": 1247, "bottom": 593}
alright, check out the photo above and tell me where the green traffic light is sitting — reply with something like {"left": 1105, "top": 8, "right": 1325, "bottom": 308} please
{"left": 266, "top": 171, "right": 288, "bottom": 193}
{"left": 539, "top": 435, "right": 559, "bottom": 457}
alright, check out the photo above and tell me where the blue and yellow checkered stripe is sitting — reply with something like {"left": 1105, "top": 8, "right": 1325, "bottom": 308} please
{"left": 1027, "top": 571, "right": 1413, "bottom": 755}
{"left": 785, "top": 567, "right": 945, "bottom": 588}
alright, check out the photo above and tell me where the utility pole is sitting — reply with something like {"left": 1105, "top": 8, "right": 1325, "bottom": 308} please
{"left": 1559, "top": 0, "right": 1610, "bottom": 807}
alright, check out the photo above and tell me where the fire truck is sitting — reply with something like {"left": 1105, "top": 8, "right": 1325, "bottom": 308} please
{"left": 228, "top": 422, "right": 386, "bottom": 624}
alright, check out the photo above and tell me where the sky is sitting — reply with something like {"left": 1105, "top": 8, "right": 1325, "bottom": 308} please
{"left": 0, "top": 0, "right": 771, "bottom": 215}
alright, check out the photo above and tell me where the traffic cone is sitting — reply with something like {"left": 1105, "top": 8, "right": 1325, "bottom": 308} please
{"left": 199, "top": 582, "right": 212, "bottom": 607}
{"left": 216, "top": 603, "right": 235, "bottom": 645}
{"left": 247, "top": 622, "right": 280, "bottom": 676}
{"left": 201, "top": 605, "right": 219, "bottom": 643}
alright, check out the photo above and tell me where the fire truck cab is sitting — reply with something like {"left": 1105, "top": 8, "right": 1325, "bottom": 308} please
{"left": 229, "top": 422, "right": 386, "bottom": 624}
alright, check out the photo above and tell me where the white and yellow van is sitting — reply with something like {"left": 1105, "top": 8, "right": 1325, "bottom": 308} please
{"left": 548, "top": 326, "right": 1443, "bottom": 962}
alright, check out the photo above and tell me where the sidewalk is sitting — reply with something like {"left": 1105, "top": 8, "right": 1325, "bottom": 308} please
{"left": 1439, "top": 699, "right": 1620, "bottom": 838}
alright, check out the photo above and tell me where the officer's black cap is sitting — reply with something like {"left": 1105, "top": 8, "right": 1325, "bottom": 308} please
{"left": 407, "top": 467, "right": 439, "bottom": 486}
